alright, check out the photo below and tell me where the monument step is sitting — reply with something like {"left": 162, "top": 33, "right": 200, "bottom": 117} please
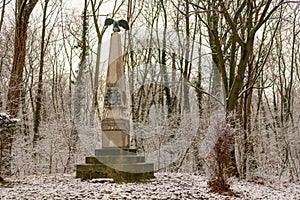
{"left": 77, "top": 163, "right": 154, "bottom": 173}
{"left": 76, "top": 163, "right": 154, "bottom": 182}
{"left": 113, "top": 163, "right": 154, "bottom": 173}
{"left": 86, "top": 155, "right": 145, "bottom": 164}
{"left": 95, "top": 148, "right": 137, "bottom": 156}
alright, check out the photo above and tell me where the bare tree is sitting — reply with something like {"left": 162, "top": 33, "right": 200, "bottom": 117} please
{"left": 32, "top": 0, "right": 60, "bottom": 172}
{"left": 190, "top": 0, "right": 294, "bottom": 192}
{"left": 73, "top": 0, "right": 88, "bottom": 126}
{"left": 1, "top": 0, "right": 38, "bottom": 178}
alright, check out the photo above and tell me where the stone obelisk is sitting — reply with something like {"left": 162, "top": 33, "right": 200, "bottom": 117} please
{"left": 101, "top": 32, "right": 130, "bottom": 148}
{"left": 76, "top": 19, "right": 154, "bottom": 182}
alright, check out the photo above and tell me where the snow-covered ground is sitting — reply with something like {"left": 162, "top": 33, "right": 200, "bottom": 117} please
{"left": 0, "top": 173, "right": 299, "bottom": 199}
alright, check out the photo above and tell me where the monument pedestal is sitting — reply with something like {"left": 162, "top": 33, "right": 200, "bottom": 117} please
{"left": 101, "top": 118, "right": 130, "bottom": 148}
{"left": 76, "top": 148, "right": 154, "bottom": 182}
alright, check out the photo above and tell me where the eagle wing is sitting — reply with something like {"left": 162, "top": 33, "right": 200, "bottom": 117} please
{"left": 104, "top": 18, "right": 114, "bottom": 26}
{"left": 118, "top": 19, "right": 129, "bottom": 30}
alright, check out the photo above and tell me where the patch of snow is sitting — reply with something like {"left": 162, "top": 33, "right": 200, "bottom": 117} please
{"left": 0, "top": 112, "right": 10, "bottom": 119}
{"left": 0, "top": 173, "right": 299, "bottom": 199}
{"left": 88, "top": 178, "right": 114, "bottom": 183}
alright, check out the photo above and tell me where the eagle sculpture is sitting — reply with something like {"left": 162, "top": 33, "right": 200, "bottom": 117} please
{"left": 104, "top": 18, "right": 129, "bottom": 32}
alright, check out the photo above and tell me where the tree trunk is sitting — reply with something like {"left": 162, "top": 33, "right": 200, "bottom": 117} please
{"left": 2, "top": 0, "right": 38, "bottom": 178}
{"left": 183, "top": 0, "right": 191, "bottom": 113}
{"left": 32, "top": 0, "right": 50, "bottom": 174}
{"left": 160, "top": 0, "right": 172, "bottom": 116}
{"left": 0, "top": 0, "right": 6, "bottom": 33}
{"left": 74, "top": 0, "right": 88, "bottom": 125}
{"left": 33, "top": 0, "right": 49, "bottom": 163}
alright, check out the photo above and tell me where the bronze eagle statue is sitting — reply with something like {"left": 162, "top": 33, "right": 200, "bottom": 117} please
{"left": 104, "top": 18, "right": 129, "bottom": 32}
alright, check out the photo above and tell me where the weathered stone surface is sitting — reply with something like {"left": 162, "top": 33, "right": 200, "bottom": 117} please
{"left": 76, "top": 163, "right": 154, "bottom": 182}
{"left": 76, "top": 160, "right": 154, "bottom": 182}
{"left": 76, "top": 147, "right": 154, "bottom": 182}
{"left": 101, "top": 32, "right": 130, "bottom": 148}
{"left": 95, "top": 148, "right": 137, "bottom": 156}
{"left": 101, "top": 119, "right": 130, "bottom": 148}
{"left": 101, "top": 118, "right": 130, "bottom": 132}
{"left": 86, "top": 155, "right": 145, "bottom": 164}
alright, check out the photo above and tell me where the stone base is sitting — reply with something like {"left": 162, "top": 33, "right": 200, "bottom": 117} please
{"left": 76, "top": 148, "right": 154, "bottom": 182}
{"left": 101, "top": 118, "right": 130, "bottom": 148}
{"left": 102, "top": 130, "right": 129, "bottom": 148}
{"left": 76, "top": 164, "right": 154, "bottom": 182}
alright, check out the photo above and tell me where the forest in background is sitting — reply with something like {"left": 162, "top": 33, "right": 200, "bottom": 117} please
{"left": 0, "top": 0, "right": 299, "bottom": 192}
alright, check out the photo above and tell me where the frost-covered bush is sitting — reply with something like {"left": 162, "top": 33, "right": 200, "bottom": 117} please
{"left": 0, "top": 112, "right": 20, "bottom": 131}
